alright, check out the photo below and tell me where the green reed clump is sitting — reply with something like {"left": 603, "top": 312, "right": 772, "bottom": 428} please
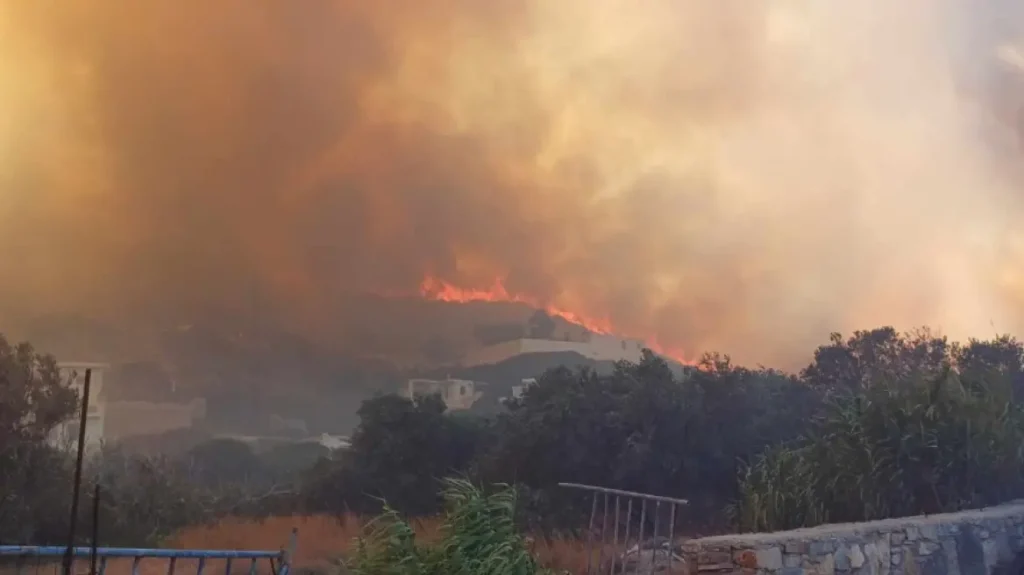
{"left": 346, "top": 478, "right": 549, "bottom": 575}
{"left": 733, "top": 369, "right": 1024, "bottom": 532}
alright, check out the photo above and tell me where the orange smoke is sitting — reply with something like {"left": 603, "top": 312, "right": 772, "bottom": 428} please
{"left": 0, "top": 1, "right": 1023, "bottom": 370}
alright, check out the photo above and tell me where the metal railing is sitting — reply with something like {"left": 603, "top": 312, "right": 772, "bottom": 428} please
{"left": 559, "top": 483, "right": 689, "bottom": 575}
{"left": 0, "top": 545, "right": 292, "bottom": 575}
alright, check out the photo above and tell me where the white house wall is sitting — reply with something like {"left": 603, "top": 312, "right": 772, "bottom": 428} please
{"left": 462, "top": 336, "right": 645, "bottom": 367}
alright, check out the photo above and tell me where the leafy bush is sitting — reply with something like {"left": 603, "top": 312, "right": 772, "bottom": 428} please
{"left": 303, "top": 394, "right": 485, "bottom": 518}
{"left": 89, "top": 446, "right": 221, "bottom": 545}
{"left": 734, "top": 368, "right": 1024, "bottom": 532}
{"left": 346, "top": 478, "right": 549, "bottom": 575}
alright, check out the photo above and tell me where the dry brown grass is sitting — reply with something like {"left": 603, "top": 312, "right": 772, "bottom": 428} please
{"left": 0, "top": 516, "right": 607, "bottom": 575}
{"left": 529, "top": 535, "right": 600, "bottom": 574}
{"left": 163, "top": 514, "right": 594, "bottom": 574}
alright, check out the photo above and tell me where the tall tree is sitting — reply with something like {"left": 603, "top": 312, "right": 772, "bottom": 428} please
{"left": 0, "top": 335, "right": 78, "bottom": 543}
{"left": 304, "top": 394, "right": 484, "bottom": 516}
{"left": 801, "top": 327, "right": 950, "bottom": 392}
{"left": 953, "top": 335, "right": 1024, "bottom": 399}
{"left": 0, "top": 335, "right": 77, "bottom": 449}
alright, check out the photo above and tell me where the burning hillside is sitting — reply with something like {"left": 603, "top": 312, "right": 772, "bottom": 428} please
{"left": 415, "top": 276, "right": 689, "bottom": 363}
{"left": 0, "top": 1, "right": 1023, "bottom": 368}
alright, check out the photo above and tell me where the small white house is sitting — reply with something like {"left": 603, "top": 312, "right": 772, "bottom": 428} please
{"left": 317, "top": 433, "right": 351, "bottom": 451}
{"left": 502, "top": 378, "right": 537, "bottom": 405}
{"left": 401, "top": 378, "right": 484, "bottom": 411}
{"left": 49, "top": 362, "right": 108, "bottom": 451}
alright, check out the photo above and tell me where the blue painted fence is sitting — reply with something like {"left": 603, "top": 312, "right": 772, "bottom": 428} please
{"left": 0, "top": 545, "right": 292, "bottom": 575}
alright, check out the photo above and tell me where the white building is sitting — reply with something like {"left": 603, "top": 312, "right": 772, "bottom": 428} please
{"left": 462, "top": 333, "right": 646, "bottom": 367}
{"left": 401, "top": 377, "right": 484, "bottom": 411}
{"left": 316, "top": 433, "right": 351, "bottom": 451}
{"left": 50, "top": 362, "right": 108, "bottom": 451}
{"left": 502, "top": 378, "right": 537, "bottom": 405}
{"left": 103, "top": 398, "right": 206, "bottom": 440}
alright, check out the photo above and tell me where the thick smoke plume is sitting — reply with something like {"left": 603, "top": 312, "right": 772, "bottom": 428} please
{"left": 1, "top": 0, "right": 1023, "bottom": 366}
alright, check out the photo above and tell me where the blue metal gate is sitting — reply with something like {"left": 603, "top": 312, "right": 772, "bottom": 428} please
{"left": 0, "top": 546, "right": 292, "bottom": 575}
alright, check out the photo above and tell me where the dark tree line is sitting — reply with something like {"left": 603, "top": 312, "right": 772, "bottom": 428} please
{"left": 5, "top": 326, "right": 1024, "bottom": 544}
{"left": 303, "top": 327, "right": 1024, "bottom": 534}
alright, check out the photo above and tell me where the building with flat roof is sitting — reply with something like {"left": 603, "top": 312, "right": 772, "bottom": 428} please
{"left": 462, "top": 333, "right": 646, "bottom": 367}
{"left": 50, "top": 362, "right": 108, "bottom": 451}
{"left": 400, "top": 377, "right": 484, "bottom": 411}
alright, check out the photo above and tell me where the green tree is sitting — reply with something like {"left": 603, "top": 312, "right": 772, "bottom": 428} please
{"left": 0, "top": 336, "right": 77, "bottom": 448}
{"left": 953, "top": 335, "right": 1024, "bottom": 399}
{"left": 91, "top": 447, "right": 216, "bottom": 546}
{"left": 801, "top": 327, "right": 950, "bottom": 392}
{"left": 304, "top": 394, "right": 485, "bottom": 516}
{"left": 480, "top": 351, "right": 816, "bottom": 531}
{"left": 0, "top": 335, "right": 78, "bottom": 543}
{"left": 187, "top": 438, "right": 265, "bottom": 486}
{"left": 736, "top": 348, "right": 1024, "bottom": 532}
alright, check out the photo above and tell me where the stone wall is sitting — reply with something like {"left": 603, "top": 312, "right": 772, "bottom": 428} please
{"left": 681, "top": 502, "right": 1024, "bottom": 575}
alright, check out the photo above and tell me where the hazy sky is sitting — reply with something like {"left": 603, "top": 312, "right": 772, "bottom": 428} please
{"left": 1, "top": 0, "right": 1023, "bottom": 366}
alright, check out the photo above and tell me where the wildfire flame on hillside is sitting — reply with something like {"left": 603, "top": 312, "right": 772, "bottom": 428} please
{"left": 418, "top": 275, "right": 691, "bottom": 364}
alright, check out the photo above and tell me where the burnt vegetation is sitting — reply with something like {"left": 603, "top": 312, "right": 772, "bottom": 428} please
{"left": 4, "top": 327, "right": 1024, "bottom": 548}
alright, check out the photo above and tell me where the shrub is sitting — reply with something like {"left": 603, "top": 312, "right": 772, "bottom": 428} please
{"left": 734, "top": 369, "right": 1024, "bottom": 532}
{"left": 346, "top": 478, "right": 549, "bottom": 575}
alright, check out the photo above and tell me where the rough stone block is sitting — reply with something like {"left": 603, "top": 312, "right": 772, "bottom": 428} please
{"left": 735, "top": 550, "right": 757, "bottom": 569}
{"left": 891, "top": 533, "right": 906, "bottom": 546}
{"left": 786, "top": 541, "right": 810, "bottom": 554}
{"left": 917, "top": 542, "right": 941, "bottom": 556}
{"left": 891, "top": 550, "right": 903, "bottom": 566}
{"left": 785, "top": 555, "right": 803, "bottom": 568}
{"left": 756, "top": 547, "right": 783, "bottom": 570}
{"left": 943, "top": 540, "right": 960, "bottom": 575}
{"left": 862, "top": 541, "right": 890, "bottom": 575}
{"left": 699, "top": 563, "right": 736, "bottom": 572}
{"left": 994, "top": 531, "right": 1014, "bottom": 564}
{"left": 817, "top": 554, "right": 836, "bottom": 575}
{"left": 982, "top": 538, "right": 999, "bottom": 569}
{"left": 956, "top": 527, "right": 986, "bottom": 575}
{"left": 835, "top": 545, "right": 853, "bottom": 571}
{"left": 804, "top": 554, "right": 834, "bottom": 575}
{"left": 850, "top": 545, "right": 866, "bottom": 569}
{"left": 918, "top": 552, "right": 948, "bottom": 575}
{"left": 702, "top": 551, "right": 734, "bottom": 565}
{"left": 810, "top": 541, "right": 835, "bottom": 557}
{"left": 1010, "top": 535, "right": 1024, "bottom": 552}
{"left": 905, "top": 527, "right": 921, "bottom": 542}
{"left": 780, "top": 568, "right": 805, "bottom": 575}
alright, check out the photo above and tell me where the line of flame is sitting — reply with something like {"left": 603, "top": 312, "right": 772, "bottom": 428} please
{"left": 418, "top": 276, "right": 615, "bottom": 334}
{"left": 417, "top": 275, "right": 691, "bottom": 364}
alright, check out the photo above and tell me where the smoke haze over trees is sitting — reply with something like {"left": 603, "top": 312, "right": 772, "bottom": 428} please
{"left": 5, "top": 325, "right": 1024, "bottom": 548}
{"left": 1, "top": 2, "right": 1024, "bottom": 367}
